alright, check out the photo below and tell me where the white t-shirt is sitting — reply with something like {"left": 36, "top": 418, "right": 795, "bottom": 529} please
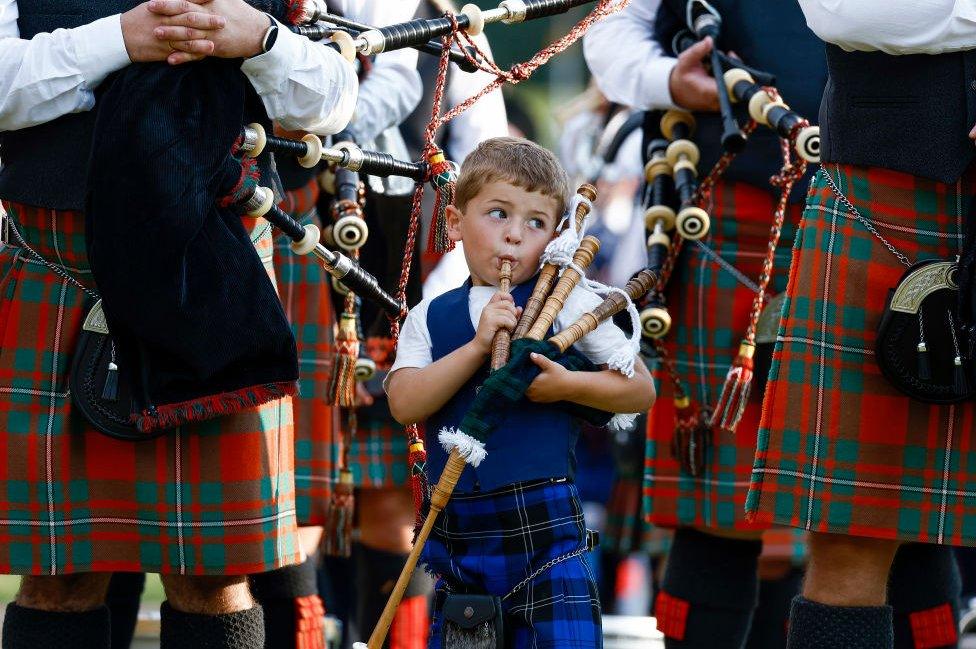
{"left": 387, "top": 282, "right": 630, "bottom": 386}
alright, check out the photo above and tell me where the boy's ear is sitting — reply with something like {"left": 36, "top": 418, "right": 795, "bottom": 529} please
{"left": 445, "top": 204, "right": 463, "bottom": 242}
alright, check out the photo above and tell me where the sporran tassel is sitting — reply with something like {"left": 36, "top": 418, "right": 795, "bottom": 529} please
{"left": 671, "top": 396, "right": 710, "bottom": 477}
{"left": 426, "top": 149, "right": 459, "bottom": 254}
{"left": 711, "top": 342, "right": 755, "bottom": 434}
{"left": 917, "top": 310, "right": 931, "bottom": 380}
{"left": 407, "top": 436, "right": 430, "bottom": 534}
{"left": 101, "top": 344, "right": 120, "bottom": 402}
{"left": 324, "top": 469, "right": 355, "bottom": 558}
{"left": 329, "top": 312, "right": 359, "bottom": 406}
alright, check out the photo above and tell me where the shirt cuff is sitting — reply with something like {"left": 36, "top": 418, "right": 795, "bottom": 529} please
{"left": 240, "top": 17, "right": 300, "bottom": 95}
{"left": 69, "top": 14, "right": 131, "bottom": 91}
{"left": 641, "top": 56, "right": 680, "bottom": 110}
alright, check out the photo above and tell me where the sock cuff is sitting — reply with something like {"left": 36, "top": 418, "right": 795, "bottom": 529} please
{"left": 160, "top": 602, "right": 264, "bottom": 649}
{"left": 250, "top": 558, "right": 318, "bottom": 601}
{"left": 789, "top": 596, "right": 894, "bottom": 649}
{"left": 888, "top": 543, "right": 961, "bottom": 611}
{"left": 1, "top": 603, "right": 110, "bottom": 649}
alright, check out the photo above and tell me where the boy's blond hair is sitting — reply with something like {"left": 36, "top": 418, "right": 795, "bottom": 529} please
{"left": 454, "top": 137, "right": 570, "bottom": 221}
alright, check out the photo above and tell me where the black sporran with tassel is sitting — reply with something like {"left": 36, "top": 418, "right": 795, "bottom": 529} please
{"left": 440, "top": 593, "right": 504, "bottom": 649}
{"left": 875, "top": 259, "right": 975, "bottom": 404}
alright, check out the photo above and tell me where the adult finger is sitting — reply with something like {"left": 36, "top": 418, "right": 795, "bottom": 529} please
{"left": 147, "top": 0, "right": 208, "bottom": 16}
{"left": 153, "top": 25, "right": 213, "bottom": 41}
{"left": 681, "top": 35, "right": 712, "bottom": 63}
{"left": 168, "top": 39, "right": 215, "bottom": 55}
{"left": 970, "top": 123, "right": 976, "bottom": 141}
{"left": 162, "top": 11, "right": 226, "bottom": 29}
{"left": 167, "top": 49, "right": 207, "bottom": 65}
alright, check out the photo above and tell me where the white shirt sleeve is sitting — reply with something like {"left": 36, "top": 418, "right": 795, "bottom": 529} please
{"left": 0, "top": 1, "right": 130, "bottom": 131}
{"left": 387, "top": 297, "right": 434, "bottom": 377}
{"left": 582, "top": 0, "right": 679, "bottom": 111}
{"left": 241, "top": 18, "right": 358, "bottom": 135}
{"left": 797, "top": 0, "right": 976, "bottom": 54}
{"left": 444, "top": 34, "right": 508, "bottom": 163}
{"left": 554, "top": 285, "right": 631, "bottom": 366}
{"left": 337, "top": 0, "right": 422, "bottom": 143}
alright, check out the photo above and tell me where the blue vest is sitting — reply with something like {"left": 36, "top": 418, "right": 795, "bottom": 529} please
{"left": 425, "top": 279, "right": 578, "bottom": 493}
{"left": 651, "top": 0, "right": 827, "bottom": 199}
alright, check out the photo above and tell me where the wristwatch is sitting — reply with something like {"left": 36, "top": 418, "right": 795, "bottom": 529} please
{"left": 259, "top": 13, "right": 279, "bottom": 55}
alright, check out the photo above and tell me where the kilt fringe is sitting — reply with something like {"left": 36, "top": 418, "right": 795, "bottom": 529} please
{"left": 136, "top": 380, "right": 298, "bottom": 432}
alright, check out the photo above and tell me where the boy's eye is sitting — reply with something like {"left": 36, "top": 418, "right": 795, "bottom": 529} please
{"left": 528, "top": 217, "right": 547, "bottom": 229}
{"left": 488, "top": 208, "right": 506, "bottom": 219}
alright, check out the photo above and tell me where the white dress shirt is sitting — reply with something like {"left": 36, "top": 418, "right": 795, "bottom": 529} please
{"left": 798, "top": 0, "right": 976, "bottom": 55}
{"left": 0, "top": 0, "right": 358, "bottom": 134}
{"left": 583, "top": 0, "right": 678, "bottom": 111}
{"left": 335, "top": 0, "right": 422, "bottom": 143}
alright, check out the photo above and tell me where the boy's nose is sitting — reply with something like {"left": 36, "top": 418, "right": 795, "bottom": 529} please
{"left": 504, "top": 222, "right": 523, "bottom": 244}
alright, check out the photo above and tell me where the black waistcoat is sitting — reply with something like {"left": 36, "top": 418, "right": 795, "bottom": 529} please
{"left": 0, "top": 0, "right": 122, "bottom": 210}
{"left": 0, "top": 0, "right": 279, "bottom": 210}
{"left": 652, "top": 0, "right": 827, "bottom": 197}
{"left": 819, "top": 44, "right": 976, "bottom": 183}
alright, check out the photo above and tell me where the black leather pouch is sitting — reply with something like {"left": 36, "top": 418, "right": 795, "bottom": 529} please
{"left": 875, "top": 260, "right": 974, "bottom": 404}
{"left": 441, "top": 593, "right": 504, "bottom": 649}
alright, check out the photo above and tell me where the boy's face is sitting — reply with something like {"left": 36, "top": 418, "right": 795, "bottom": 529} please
{"left": 446, "top": 181, "right": 561, "bottom": 287}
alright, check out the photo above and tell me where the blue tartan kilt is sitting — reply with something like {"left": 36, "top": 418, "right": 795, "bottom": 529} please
{"left": 422, "top": 479, "right": 602, "bottom": 649}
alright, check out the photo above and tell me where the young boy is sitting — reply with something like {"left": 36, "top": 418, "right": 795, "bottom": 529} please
{"left": 386, "top": 137, "right": 656, "bottom": 648}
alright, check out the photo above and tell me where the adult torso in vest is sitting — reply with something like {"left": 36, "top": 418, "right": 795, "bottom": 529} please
{"left": 0, "top": 0, "right": 280, "bottom": 211}
{"left": 819, "top": 44, "right": 976, "bottom": 183}
{"left": 425, "top": 279, "right": 579, "bottom": 494}
{"left": 0, "top": 0, "right": 122, "bottom": 210}
{"left": 652, "top": 0, "right": 827, "bottom": 196}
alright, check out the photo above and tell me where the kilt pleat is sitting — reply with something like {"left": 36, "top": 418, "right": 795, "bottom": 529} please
{"left": 273, "top": 179, "right": 341, "bottom": 526}
{"left": 643, "top": 181, "right": 801, "bottom": 536}
{"left": 0, "top": 202, "right": 301, "bottom": 575}
{"left": 747, "top": 164, "right": 976, "bottom": 546}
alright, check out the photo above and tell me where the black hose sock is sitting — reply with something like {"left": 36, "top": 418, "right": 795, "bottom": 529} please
{"left": 2, "top": 603, "right": 110, "bottom": 649}
{"left": 787, "top": 596, "right": 893, "bottom": 649}
{"left": 889, "top": 543, "right": 961, "bottom": 649}
{"left": 105, "top": 572, "right": 145, "bottom": 649}
{"left": 159, "top": 601, "right": 264, "bottom": 649}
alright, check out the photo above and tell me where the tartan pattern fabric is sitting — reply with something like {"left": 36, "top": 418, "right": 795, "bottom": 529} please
{"left": 0, "top": 202, "right": 301, "bottom": 575}
{"left": 747, "top": 164, "right": 976, "bottom": 545}
{"left": 653, "top": 591, "right": 690, "bottom": 640}
{"left": 909, "top": 604, "right": 958, "bottom": 649}
{"left": 423, "top": 480, "right": 602, "bottom": 648}
{"left": 273, "top": 179, "right": 341, "bottom": 526}
{"left": 643, "top": 180, "right": 802, "bottom": 538}
{"left": 345, "top": 400, "right": 409, "bottom": 488}
{"left": 603, "top": 474, "right": 673, "bottom": 556}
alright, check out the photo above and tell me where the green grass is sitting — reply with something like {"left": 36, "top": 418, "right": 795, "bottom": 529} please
{"left": 0, "top": 574, "right": 165, "bottom": 604}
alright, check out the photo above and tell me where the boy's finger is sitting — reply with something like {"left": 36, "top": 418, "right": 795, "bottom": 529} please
{"left": 529, "top": 352, "right": 554, "bottom": 369}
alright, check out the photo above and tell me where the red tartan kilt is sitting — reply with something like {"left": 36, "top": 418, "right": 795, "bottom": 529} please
{"left": 748, "top": 164, "right": 976, "bottom": 546}
{"left": 0, "top": 202, "right": 300, "bottom": 575}
{"left": 644, "top": 180, "right": 802, "bottom": 551}
{"left": 273, "top": 180, "right": 341, "bottom": 526}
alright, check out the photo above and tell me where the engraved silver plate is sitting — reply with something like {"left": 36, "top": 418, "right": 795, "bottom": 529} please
{"left": 0, "top": 204, "right": 8, "bottom": 246}
{"left": 889, "top": 261, "right": 957, "bottom": 315}
{"left": 755, "top": 293, "right": 787, "bottom": 344}
{"left": 82, "top": 299, "right": 110, "bottom": 334}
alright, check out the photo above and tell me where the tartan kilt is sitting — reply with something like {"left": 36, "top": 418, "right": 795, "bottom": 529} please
{"left": 423, "top": 479, "right": 602, "bottom": 649}
{"left": 643, "top": 181, "right": 801, "bottom": 542}
{"left": 747, "top": 164, "right": 976, "bottom": 546}
{"left": 345, "top": 398, "right": 409, "bottom": 489}
{"left": 0, "top": 202, "right": 301, "bottom": 575}
{"left": 603, "top": 473, "right": 673, "bottom": 556}
{"left": 273, "top": 179, "right": 340, "bottom": 526}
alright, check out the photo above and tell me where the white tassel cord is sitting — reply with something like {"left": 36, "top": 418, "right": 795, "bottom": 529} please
{"left": 609, "top": 412, "right": 639, "bottom": 431}
{"left": 438, "top": 427, "right": 488, "bottom": 467}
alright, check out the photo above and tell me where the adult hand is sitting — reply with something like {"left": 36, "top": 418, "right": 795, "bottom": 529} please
{"left": 970, "top": 122, "right": 976, "bottom": 144}
{"left": 149, "top": 0, "right": 270, "bottom": 63}
{"left": 121, "top": 0, "right": 222, "bottom": 64}
{"left": 668, "top": 36, "right": 720, "bottom": 112}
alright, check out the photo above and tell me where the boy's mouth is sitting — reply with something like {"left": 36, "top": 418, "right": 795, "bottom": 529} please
{"left": 496, "top": 255, "right": 518, "bottom": 270}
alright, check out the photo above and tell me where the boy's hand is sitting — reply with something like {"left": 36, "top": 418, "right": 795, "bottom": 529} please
{"left": 472, "top": 292, "right": 520, "bottom": 355}
{"left": 525, "top": 353, "right": 573, "bottom": 403}
{"left": 148, "top": 0, "right": 269, "bottom": 64}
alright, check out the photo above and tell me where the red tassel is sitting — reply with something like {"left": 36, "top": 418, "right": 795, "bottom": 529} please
{"left": 711, "top": 342, "right": 756, "bottom": 434}
{"left": 323, "top": 469, "right": 354, "bottom": 558}
{"left": 328, "top": 313, "right": 359, "bottom": 406}
{"left": 425, "top": 150, "right": 458, "bottom": 254}
{"left": 135, "top": 381, "right": 298, "bottom": 432}
{"left": 407, "top": 436, "right": 429, "bottom": 533}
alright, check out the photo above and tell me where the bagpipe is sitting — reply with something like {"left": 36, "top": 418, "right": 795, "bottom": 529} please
{"left": 628, "top": 0, "right": 823, "bottom": 474}
{"left": 357, "top": 184, "right": 656, "bottom": 649}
